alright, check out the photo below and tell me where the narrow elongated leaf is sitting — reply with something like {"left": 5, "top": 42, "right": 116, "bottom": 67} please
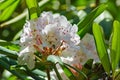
{"left": 13, "top": 29, "right": 22, "bottom": 41}
{"left": 32, "top": 69, "right": 47, "bottom": 77}
{"left": 0, "top": 56, "right": 32, "bottom": 80}
{"left": 47, "top": 55, "right": 63, "bottom": 65}
{"left": 110, "top": 20, "right": 120, "bottom": 73}
{"left": 26, "top": 0, "right": 39, "bottom": 19}
{"left": 0, "top": 56, "right": 45, "bottom": 80}
{"left": 0, "top": 0, "right": 20, "bottom": 22}
{"left": 78, "top": 4, "right": 107, "bottom": 38}
{"left": 47, "top": 55, "right": 76, "bottom": 80}
{"left": 0, "top": 0, "right": 16, "bottom": 10}
{"left": 0, "top": 41, "right": 20, "bottom": 51}
{"left": 0, "top": 0, "right": 50, "bottom": 27}
{"left": 64, "top": 63, "right": 88, "bottom": 80}
{"left": 92, "top": 23, "right": 111, "bottom": 75}
{"left": 0, "top": 9, "right": 27, "bottom": 27}
{"left": 107, "top": 1, "right": 120, "bottom": 21}
{"left": 0, "top": 46, "right": 18, "bottom": 59}
{"left": 114, "top": 69, "right": 120, "bottom": 80}
{"left": 25, "top": 69, "right": 46, "bottom": 80}
{"left": 60, "top": 65, "right": 76, "bottom": 80}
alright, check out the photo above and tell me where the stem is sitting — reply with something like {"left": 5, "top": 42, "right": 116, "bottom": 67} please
{"left": 46, "top": 68, "right": 51, "bottom": 80}
{"left": 53, "top": 64, "right": 62, "bottom": 80}
{"left": 35, "top": 55, "right": 42, "bottom": 62}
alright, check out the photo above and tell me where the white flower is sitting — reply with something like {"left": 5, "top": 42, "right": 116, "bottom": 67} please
{"left": 50, "top": 33, "right": 99, "bottom": 80}
{"left": 18, "top": 12, "right": 80, "bottom": 69}
{"left": 18, "top": 46, "right": 35, "bottom": 69}
{"left": 60, "top": 33, "right": 99, "bottom": 65}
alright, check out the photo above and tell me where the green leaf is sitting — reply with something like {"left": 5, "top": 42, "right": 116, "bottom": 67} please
{"left": 26, "top": 69, "right": 46, "bottom": 80}
{"left": 92, "top": 23, "right": 111, "bottom": 75}
{"left": 0, "top": 46, "right": 18, "bottom": 59}
{"left": 114, "top": 69, "right": 120, "bottom": 80}
{"left": 77, "top": 4, "right": 107, "bottom": 38}
{"left": 60, "top": 65, "right": 76, "bottom": 80}
{"left": 84, "top": 59, "right": 93, "bottom": 70}
{"left": 0, "top": 0, "right": 16, "bottom": 10}
{"left": 47, "top": 55, "right": 76, "bottom": 80}
{"left": 110, "top": 20, "right": 120, "bottom": 73}
{"left": 26, "top": 0, "right": 39, "bottom": 19}
{"left": 0, "top": 56, "right": 46, "bottom": 80}
{"left": 0, "top": 40, "right": 20, "bottom": 51}
{"left": 0, "top": 0, "right": 50, "bottom": 27}
{"left": 64, "top": 63, "right": 88, "bottom": 80}
{"left": 0, "top": 9, "right": 27, "bottom": 28}
{"left": 0, "top": 56, "right": 32, "bottom": 80}
{"left": 0, "top": 0, "right": 20, "bottom": 22}
{"left": 7, "top": 76, "right": 17, "bottom": 80}
{"left": 32, "top": 69, "right": 47, "bottom": 77}
{"left": 13, "top": 29, "right": 22, "bottom": 41}
{"left": 47, "top": 55, "right": 63, "bottom": 65}
{"left": 107, "top": 1, "right": 120, "bottom": 21}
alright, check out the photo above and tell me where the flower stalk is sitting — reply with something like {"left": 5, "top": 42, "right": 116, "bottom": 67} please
{"left": 46, "top": 68, "right": 51, "bottom": 80}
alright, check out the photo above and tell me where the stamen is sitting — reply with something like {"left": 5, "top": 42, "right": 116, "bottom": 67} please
{"left": 33, "top": 45, "right": 43, "bottom": 54}
{"left": 52, "top": 40, "right": 65, "bottom": 55}
{"left": 36, "top": 35, "right": 42, "bottom": 45}
{"left": 42, "top": 47, "right": 53, "bottom": 55}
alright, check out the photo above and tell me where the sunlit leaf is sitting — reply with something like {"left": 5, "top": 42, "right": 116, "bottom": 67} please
{"left": 113, "top": 69, "right": 120, "bottom": 80}
{"left": 0, "top": 0, "right": 20, "bottom": 22}
{"left": 26, "top": 0, "right": 39, "bottom": 19}
{"left": 0, "top": 40, "right": 20, "bottom": 50}
{"left": 77, "top": 4, "right": 107, "bottom": 38}
{"left": 0, "top": 0, "right": 16, "bottom": 10}
{"left": 7, "top": 75, "right": 17, "bottom": 80}
{"left": 0, "top": 46, "right": 18, "bottom": 59}
{"left": 13, "top": 29, "right": 22, "bottom": 41}
{"left": 110, "top": 20, "right": 120, "bottom": 73}
{"left": 92, "top": 23, "right": 111, "bottom": 75}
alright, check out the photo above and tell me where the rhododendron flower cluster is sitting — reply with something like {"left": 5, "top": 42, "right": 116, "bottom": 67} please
{"left": 18, "top": 12, "right": 80, "bottom": 69}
